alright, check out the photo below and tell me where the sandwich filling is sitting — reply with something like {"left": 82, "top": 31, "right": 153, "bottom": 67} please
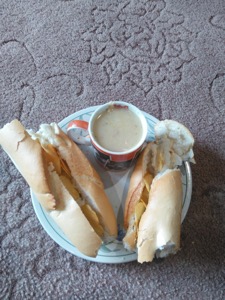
{"left": 29, "top": 127, "right": 104, "bottom": 240}
{"left": 123, "top": 119, "right": 195, "bottom": 261}
{"left": 123, "top": 172, "right": 153, "bottom": 250}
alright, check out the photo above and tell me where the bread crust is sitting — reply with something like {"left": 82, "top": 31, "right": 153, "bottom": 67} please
{"left": 43, "top": 123, "right": 117, "bottom": 247}
{"left": 0, "top": 120, "right": 56, "bottom": 210}
{"left": 137, "top": 169, "right": 183, "bottom": 263}
{"left": 48, "top": 167, "right": 102, "bottom": 257}
{"left": 0, "top": 120, "right": 117, "bottom": 257}
{"left": 33, "top": 123, "right": 117, "bottom": 240}
{"left": 124, "top": 142, "right": 153, "bottom": 229}
{"left": 123, "top": 119, "right": 195, "bottom": 262}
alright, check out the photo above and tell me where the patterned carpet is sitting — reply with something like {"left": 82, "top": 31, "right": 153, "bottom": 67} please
{"left": 0, "top": 0, "right": 224, "bottom": 299}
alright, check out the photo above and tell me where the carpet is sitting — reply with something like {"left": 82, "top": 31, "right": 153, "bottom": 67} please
{"left": 0, "top": 0, "right": 225, "bottom": 299}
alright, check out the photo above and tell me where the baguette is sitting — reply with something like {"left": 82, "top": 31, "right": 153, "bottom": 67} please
{"left": 123, "top": 120, "right": 195, "bottom": 263}
{"left": 137, "top": 169, "right": 183, "bottom": 263}
{"left": 0, "top": 120, "right": 117, "bottom": 257}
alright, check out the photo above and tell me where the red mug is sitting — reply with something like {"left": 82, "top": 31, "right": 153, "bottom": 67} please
{"left": 67, "top": 101, "right": 148, "bottom": 170}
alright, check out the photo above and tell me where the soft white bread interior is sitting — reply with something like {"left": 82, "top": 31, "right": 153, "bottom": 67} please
{"left": 0, "top": 120, "right": 117, "bottom": 257}
{"left": 137, "top": 169, "right": 183, "bottom": 263}
{"left": 153, "top": 119, "right": 195, "bottom": 171}
{"left": 123, "top": 119, "right": 195, "bottom": 262}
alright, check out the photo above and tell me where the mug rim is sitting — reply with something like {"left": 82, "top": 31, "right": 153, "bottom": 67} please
{"left": 88, "top": 101, "right": 148, "bottom": 156}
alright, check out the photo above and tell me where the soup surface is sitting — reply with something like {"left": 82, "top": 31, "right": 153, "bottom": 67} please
{"left": 92, "top": 106, "right": 143, "bottom": 152}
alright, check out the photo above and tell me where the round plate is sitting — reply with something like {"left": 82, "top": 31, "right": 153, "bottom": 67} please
{"left": 31, "top": 106, "right": 192, "bottom": 264}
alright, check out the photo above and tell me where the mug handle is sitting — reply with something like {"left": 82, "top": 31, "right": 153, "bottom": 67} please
{"left": 67, "top": 120, "right": 91, "bottom": 145}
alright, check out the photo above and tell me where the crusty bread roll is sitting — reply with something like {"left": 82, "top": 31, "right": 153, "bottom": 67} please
{"left": 0, "top": 120, "right": 56, "bottom": 210}
{"left": 137, "top": 169, "right": 183, "bottom": 263}
{"left": 0, "top": 120, "right": 117, "bottom": 257}
{"left": 123, "top": 119, "right": 195, "bottom": 263}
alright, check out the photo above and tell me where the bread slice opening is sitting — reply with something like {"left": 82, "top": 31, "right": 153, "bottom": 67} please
{"left": 29, "top": 122, "right": 106, "bottom": 242}
{"left": 41, "top": 141, "right": 105, "bottom": 240}
{"left": 47, "top": 165, "right": 102, "bottom": 257}
{"left": 29, "top": 123, "right": 117, "bottom": 242}
{"left": 123, "top": 172, "right": 153, "bottom": 251}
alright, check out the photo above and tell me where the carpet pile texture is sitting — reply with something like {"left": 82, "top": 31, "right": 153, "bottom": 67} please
{"left": 0, "top": 0, "right": 224, "bottom": 299}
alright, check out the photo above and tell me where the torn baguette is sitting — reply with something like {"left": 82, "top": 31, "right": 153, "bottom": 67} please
{"left": 0, "top": 120, "right": 117, "bottom": 257}
{"left": 137, "top": 169, "right": 183, "bottom": 263}
{"left": 123, "top": 119, "right": 195, "bottom": 263}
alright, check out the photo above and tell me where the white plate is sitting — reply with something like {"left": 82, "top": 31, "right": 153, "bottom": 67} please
{"left": 31, "top": 106, "right": 192, "bottom": 264}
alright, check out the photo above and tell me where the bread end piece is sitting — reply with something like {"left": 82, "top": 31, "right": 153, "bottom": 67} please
{"left": 154, "top": 119, "right": 195, "bottom": 170}
{"left": 0, "top": 119, "right": 56, "bottom": 210}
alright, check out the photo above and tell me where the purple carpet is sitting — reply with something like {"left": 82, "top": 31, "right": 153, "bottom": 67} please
{"left": 0, "top": 0, "right": 224, "bottom": 299}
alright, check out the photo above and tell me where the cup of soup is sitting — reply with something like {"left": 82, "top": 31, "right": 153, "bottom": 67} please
{"left": 67, "top": 101, "right": 148, "bottom": 170}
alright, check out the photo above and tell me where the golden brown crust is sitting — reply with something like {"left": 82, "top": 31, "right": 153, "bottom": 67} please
{"left": 124, "top": 142, "right": 153, "bottom": 229}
